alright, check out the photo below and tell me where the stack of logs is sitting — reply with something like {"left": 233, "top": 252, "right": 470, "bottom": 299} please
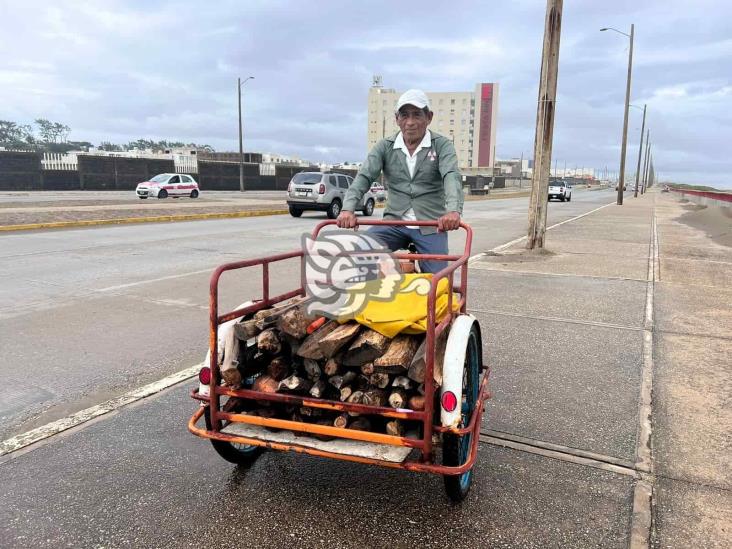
{"left": 218, "top": 297, "right": 445, "bottom": 439}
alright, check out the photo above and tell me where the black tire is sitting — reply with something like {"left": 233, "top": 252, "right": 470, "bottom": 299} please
{"left": 138, "top": 196, "right": 147, "bottom": 200}
{"left": 443, "top": 323, "right": 482, "bottom": 502}
{"left": 157, "top": 189, "right": 168, "bottom": 199}
{"left": 326, "top": 200, "right": 341, "bottom": 219}
{"left": 559, "top": 195, "right": 565, "bottom": 202}
{"left": 190, "top": 189, "right": 199, "bottom": 198}
{"left": 204, "top": 405, "right": 264, "bottom": 465}
{"left": 567, "top": 193, "right": 571, "bottom": 202}
{"left": 289, "top": 207, "right": 304, "bottom": 217}
{"left": 362, "top": 199, "right": 375, "bottom": 216}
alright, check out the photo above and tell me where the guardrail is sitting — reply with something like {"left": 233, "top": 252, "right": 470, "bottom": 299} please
{"left": 670, "top": 188, "right": 732, "bottom": 208}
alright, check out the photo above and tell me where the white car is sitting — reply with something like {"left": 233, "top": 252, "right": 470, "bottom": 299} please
{"left": 370, "top": 183, "right": 387, "bottom": 202}
{"left": 548, "top": 180, "right": 572, "bottom": 202}
{"left": 136, "top": 173, "right": 199, "bottom": 199}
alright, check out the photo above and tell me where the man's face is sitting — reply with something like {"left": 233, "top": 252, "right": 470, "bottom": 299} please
{"left": 396, "top": 105, "right": 433, "bottom": 143}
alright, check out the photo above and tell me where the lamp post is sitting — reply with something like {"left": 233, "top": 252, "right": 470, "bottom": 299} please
{"left": 629, "top": 104, "right": 646, "bottom": 198}
{"left": 238, "top": 76, "right": 255, "bottom": 192}
{"left": 601, "top": 24, "right": 634, "bottom": 205}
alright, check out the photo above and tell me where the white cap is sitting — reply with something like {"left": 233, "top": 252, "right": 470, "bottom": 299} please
{"left": 394, "top": 89, "right": 430, "bottom": 113}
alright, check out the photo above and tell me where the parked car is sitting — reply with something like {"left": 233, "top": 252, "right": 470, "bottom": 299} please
{"left": 370, "top": 183, "right": 387, "bottom": 202}
{"left": 548, "top": 180, "right": 572, "bottom": 202}
{"left": 136, "top": 173, "right": 199, "bottom": 199}
{"left": 286, "top": 172, "right": 376, "bottom": 218}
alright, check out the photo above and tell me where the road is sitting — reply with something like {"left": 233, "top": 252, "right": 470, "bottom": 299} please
{"left": 0, "top": 188, "right": 613, "bottom": 439}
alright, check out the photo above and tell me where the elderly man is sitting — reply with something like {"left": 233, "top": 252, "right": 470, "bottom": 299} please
{"left": 337, "top": 89, "right": 464, "bottom": 274}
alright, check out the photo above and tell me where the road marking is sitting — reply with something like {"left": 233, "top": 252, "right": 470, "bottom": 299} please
{"left": 1, "top": 199, "right": 615, "bottom": 457}
{"left": 468, "top": 307, "right": 642, "bottom": 332}
{"left": 0, "top": 363, "right": 202, "bottom": 457}
{"left": 95, "top": 269, "right": 213, "bottom": 292}
{"left": 469, "top": 263, "right": 648, "bottom": 283}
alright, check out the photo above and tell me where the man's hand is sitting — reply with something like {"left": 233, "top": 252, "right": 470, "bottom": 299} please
{"left": 437, "top": 211, "right": 461, "bottom": 231}
{"left": 336, "top": 210, "right": 358, "bottom": 229}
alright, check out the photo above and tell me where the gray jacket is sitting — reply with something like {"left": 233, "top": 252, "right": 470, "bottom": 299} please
{"left": 343, "top": 131, "right": 464, "bottom": 235}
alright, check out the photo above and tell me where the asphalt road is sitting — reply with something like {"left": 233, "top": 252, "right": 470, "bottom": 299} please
{"left": 0, "top": 188, "right": 614, "bottom": 439}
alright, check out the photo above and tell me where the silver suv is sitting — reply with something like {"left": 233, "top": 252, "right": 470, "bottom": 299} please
{"left": 286, "top": 172, "right": 376, "bottom": 219}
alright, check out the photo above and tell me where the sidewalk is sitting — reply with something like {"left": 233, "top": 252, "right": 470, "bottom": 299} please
{"left": 466, "top": 191, "right": 730, "bottom": 547}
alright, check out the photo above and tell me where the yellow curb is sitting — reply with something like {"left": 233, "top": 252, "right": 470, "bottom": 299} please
{"left": 0, "top": 208, "right": 290, "bottom": 232}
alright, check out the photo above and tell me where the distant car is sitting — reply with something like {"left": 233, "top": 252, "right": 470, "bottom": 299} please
{"left": 548, "top": 180, "right": 572, "bottom": 202}
{"left": 662, "top": 185, "right": 670, "bottom": 193}
{"left": 286, "top": 172, "right": 376, "bottom": 218}
{"left": 370, "top": 183, "right": 386, "bottom": 202}
{"left": 136, "top": 173, "right": 199, "bottom": 199}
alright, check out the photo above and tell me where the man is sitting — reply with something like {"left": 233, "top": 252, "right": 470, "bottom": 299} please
{"left": 337, "top": 89, "right": 464, "bottom": 274}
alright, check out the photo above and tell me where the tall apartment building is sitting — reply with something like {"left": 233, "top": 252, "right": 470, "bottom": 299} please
{"left": 366, "top": 76, "right": 499, "bottom": 168}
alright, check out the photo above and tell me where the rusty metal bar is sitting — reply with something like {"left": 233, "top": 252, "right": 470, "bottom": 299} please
{"left": 218, "top": 288, "right": 302, "bottom": 324}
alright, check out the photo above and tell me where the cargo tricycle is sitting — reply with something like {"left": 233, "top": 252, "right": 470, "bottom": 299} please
{"left": 188, "top": 220, "right": 490, "bottom": 501}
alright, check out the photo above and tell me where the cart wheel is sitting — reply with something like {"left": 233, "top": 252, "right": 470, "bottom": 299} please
{"left": 204, "top": 405, "right": 264, "bottom": 465}
{"left": 442, "top": 323, "right": 481, "bottom": 502}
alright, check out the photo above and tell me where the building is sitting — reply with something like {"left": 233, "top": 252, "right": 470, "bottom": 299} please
{"left": 366, "top": 76, "right": 499, "bottom": 169}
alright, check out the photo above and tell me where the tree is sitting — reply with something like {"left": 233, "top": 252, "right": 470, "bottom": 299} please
{"left": 0, "top": 120, "right": 34, "bottom": 148}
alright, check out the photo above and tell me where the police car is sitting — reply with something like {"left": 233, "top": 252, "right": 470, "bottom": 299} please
{"left": 136, "top": 173, "right": 200, "bottom": 199}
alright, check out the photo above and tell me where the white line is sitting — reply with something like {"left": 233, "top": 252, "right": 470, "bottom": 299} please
{"left": 0, "top": 363, "right": 202, "bottom": 457}
{"left": 95, "top": 269, "right": 212, "bottom": 292}
{"left": 1, "top": 200, "right": 615, "bottom": 457}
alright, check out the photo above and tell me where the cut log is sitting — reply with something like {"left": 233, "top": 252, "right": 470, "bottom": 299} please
{"left": 417, "top": 383, "right": 425, "bottom": 396}
{"left": 221, "top": 327, "right": 242, "bottom": 387}
{"left": 342, "top": 329, "right": 391, "bottom": 367}
{"left": 339, "top": 386, "right": 353, "bottom": 402}
{"left": 328, "top": 370, "right": 356, "bottom": 390}
{"left": 278, "top": 374, "right": 312, "bottom": 393}
{"left": 348, "top": 417, "right": 372, "bottom": 431}
{"left": 369, "top": 372, "right": 390, "bottom": 389}
{"left": 257, "top": 328, "right": 281, "bottom": 355}
{"left": 299, "top": 406, "right": 323, "bottom": 418}
{"left": 323, "top": 358, "right": 342, "bottom": 377}
{"left": 252, "top": 374, "right": 279, "bottom": 394}
{"left": 362, "top": 389, "right": 387, "bottom": 407}
{"left": 355, "top": 374, "right": 370, "bottom": 392}
{"left": 266, "top": 357, "right": 290, "bottom": 382}
{"left": 392, "top": 376, "right": 413, "bottom": 390}
{"left": 333, "top": 413, "right": 349, "bottom": 429}
{"left": 309, "top": 379, "right": 327, "bottom": 399}
{"left": 234, "top": 318, "right": 260, "bottom": 340}
{"left": 408, "top": 394, "right": 425, "bottom": 411}
{"left": 385, "top": 419, "right": 404, "bottom": 437}
{"left": 317, "top": 322, "right": 361, "bottom": 358}
{"left": 360, "top": 362, "right": 375, "bottom": 376}
{"left": 297, "top": 320, "right": 340, "bottom": 359}
{"left": 277, "top": 305, "right": 316, "bottom": 339}
{"left": 388, "top": 388, "right": 408, "bottom": 409}
{"left": 303, "top": 359, "right": 322, "bottom": 381}
{"left": 255, "top": 296, "right": 307, "bottom": 330}
{"left": 408, "top": 330, "right": 447, "bottom": 385}
{"left": 373, "top": 335, "right": 420, "bottom": 373}
{"left": 346, "top": 391, "right": 365, "bottom": 416}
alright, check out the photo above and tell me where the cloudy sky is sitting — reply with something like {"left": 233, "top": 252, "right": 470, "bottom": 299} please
{"left": 2, "top": 0, "right": 730, "bottom": 186}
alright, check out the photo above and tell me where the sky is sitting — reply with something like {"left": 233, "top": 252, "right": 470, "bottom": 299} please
{"left": 1, "top": 0, "right": 730, "bottom": 187}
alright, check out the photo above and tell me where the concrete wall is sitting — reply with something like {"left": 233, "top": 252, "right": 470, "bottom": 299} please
{"left": 77, "top": 156, "right": 175, "bottom": 190}
{"left": 0, "top": 151, "right": 42, "bottom": 190}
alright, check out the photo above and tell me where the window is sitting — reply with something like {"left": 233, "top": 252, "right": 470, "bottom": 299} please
{"left": 337, "top": 175, "right": 349, "bottom": 189}
{"left": 182, "top": 175, "right": 193, "bottom": 183}
{"left": 169, "top": 175, "right": 180, "bottom": 183}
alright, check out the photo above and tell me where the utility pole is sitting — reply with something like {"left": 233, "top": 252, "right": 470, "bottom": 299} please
{"left": 642, "top": 136, "right": 651, "bottom": 192}
{"left": 527, "top": 0, "right": 563, "bottom": 249}
{"left": 633, "top": 104, "right": 646, "bottom": 197}
{"left": 563, "top": 159, "right": 567, "bottom": 177}
{"left": 554, "top": 158, "right": 558, "bottom": 177}
{"left": 238, "top": 76, "right": 255, "bottom": 192}
{"left": 520, "top": 151, "right": 524, "bottom": 187}
{"left": 641, "top": 129, "right": 649, "bottom": 193}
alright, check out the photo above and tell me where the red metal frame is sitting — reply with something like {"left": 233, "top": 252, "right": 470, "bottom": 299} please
{"left": 189, "top": 220, "right": 490, "bottom": 475}
{"left": 669, "top": 187, "right": 732, "bottom": 203}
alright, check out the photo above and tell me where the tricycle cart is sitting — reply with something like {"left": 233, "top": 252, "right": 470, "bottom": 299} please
{"left": 188, "top": 220, "right": 490, "bottom": 501}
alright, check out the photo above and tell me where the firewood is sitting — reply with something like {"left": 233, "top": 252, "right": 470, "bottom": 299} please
{"left": 234, "top": 318, "right": 260, "bottom": 340}
{"left": 417, "top": 383, "right": 425, "bottom": 396}
{"left": 299, "top": 406, "right": 323, "bottom": 418}
{"left": 408, "top": 395, "right": 425, "bottom": 411}
{"left": 369, "top": 373, "right": 390, "bottom": 389}
{"left": 303, "top": 359, "right": 322, "bottom": 381}
{"left": 408, "top": 331, "right": 447, "bottom": 385}
{"left": 385, "top": 419, "right": 404, "bottom": 437}
{"left": 342, "top": 329, "right": 391, "bottom": 367}
{"left": 373, "top": 335, "right": 420, "bottom": 373}
{"left": 328, "top": 370, "right": 356, "bottom": 390}
{"left": 309, "top": 379, "right": 327, "bottom": 398}
{"left": 333, "top": 413, "right": 349, "bottom": 429}
{"left": 392, "top": 376, "right": 413, "bottom": 390}
{"left": 254, "top": 297, "right": 307, "bottom": 330}
{"left": 323, "top": 357, "right": 342, "bottom": 377}
{"left": 267, "top": 357, "right": 290, "bottom": 381}
{"left": 355, "top": 374, "right": 370, "bottom": 392}
{"left": 348, "top": 417, "right": 372, "bottom": 431}
{"left": 297, "top": 320, "right": 340, "bottom": 359}
{"left": 278, "top": 374, "right": 312, "bottom": 393}
{"left": 277, "top": 305, "right": 316, "bottom": 339}
{"left": 362, "top": 389, "right": 387, "bottom": 407}
{"left": 339, "top": 386, "right": 353, "bottom": 402}
{"left": 346, "top": 391, "right": 365, "bottom": 416}
{"left": 313, "top": 418, "right": 336, "bottom": 441}
{"left": 317, "top": 322, "right": 361, "bottom": 358}
{"left": 221, "top": 327, "right": 242, "bottom": 387}
{"left": 360, "top": 362, "right": 375, "bottom": 376}
{"left": 257, "top": 328, "right": 281, "bottom": 355}
{"left": 388, "top": 388, "right": 408, "bottom": 409}
{"left": 252, "top": 374, "right": 279, "bottom": 394}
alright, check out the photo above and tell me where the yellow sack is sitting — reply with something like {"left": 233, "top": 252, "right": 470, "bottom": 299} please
{"left": 347, "top": 274, "right": 459, "bottom": 338}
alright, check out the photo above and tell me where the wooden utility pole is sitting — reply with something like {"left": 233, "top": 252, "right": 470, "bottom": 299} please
{"left": 527, "top": 0, "right": 563, "bottom": 249}
{"left": 642, "top": 133, "right": 651, "bottom": 192}
{"left": 633, "top": 104, "right": 646, "bottom": 198}
{"left": 238, "top": 77, "right": 244, "bottom": 192}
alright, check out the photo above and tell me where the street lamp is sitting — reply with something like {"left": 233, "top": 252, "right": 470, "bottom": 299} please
{"left": 629, "top": 104, "right": 647, "bottom": 198}
{"left": 238, "top": 76, "right": 255, "bottom": 192}
{"left": 601, "top": 24, "right": 634, "bottom": 205}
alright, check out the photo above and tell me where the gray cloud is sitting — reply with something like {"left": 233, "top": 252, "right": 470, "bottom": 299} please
{"left": 1, "top": 0, "right": 729, "bottom": 186}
